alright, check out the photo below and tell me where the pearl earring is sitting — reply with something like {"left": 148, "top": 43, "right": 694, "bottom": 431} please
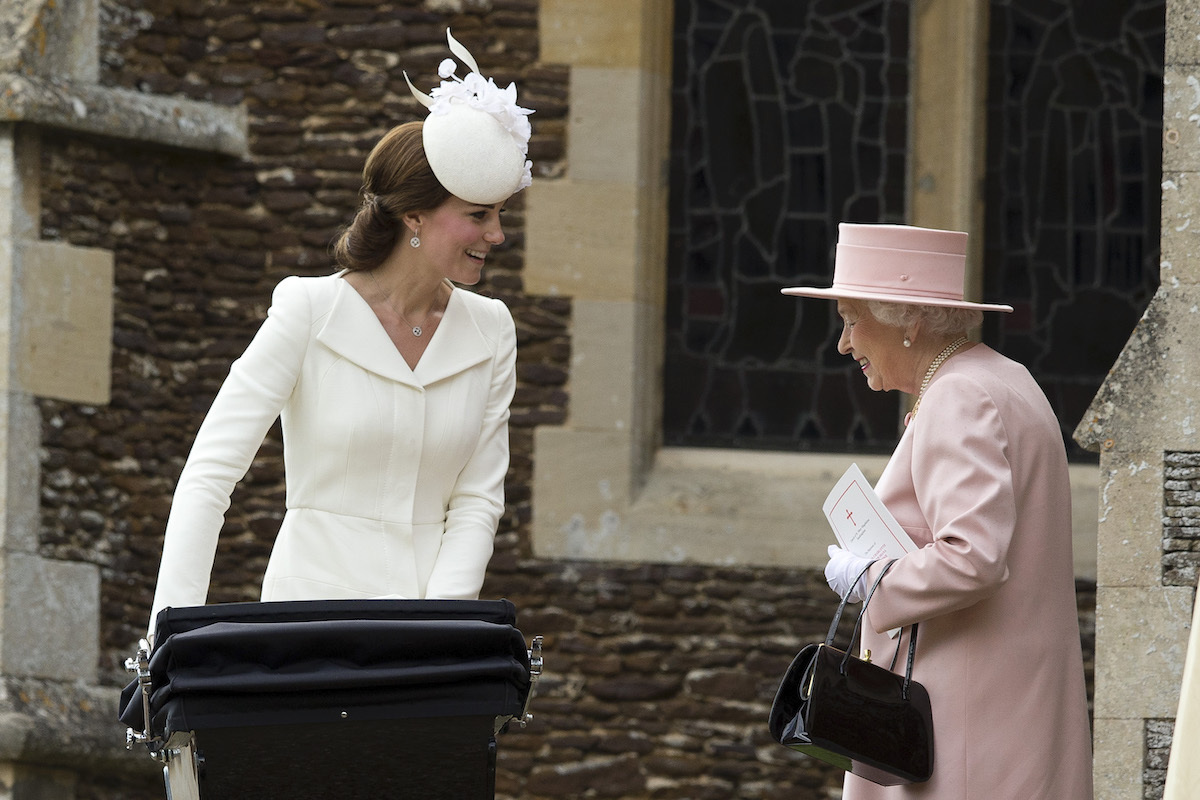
{"left": 903, "top": 337, "right": 912, "bottom": 348}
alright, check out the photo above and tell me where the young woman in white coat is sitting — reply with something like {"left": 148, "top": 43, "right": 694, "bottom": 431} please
{"left": 782, "top": 223, "right": 1093, "bottom": 799}
{"left": 146, "top": 30, "right": 531, "bottom": 636}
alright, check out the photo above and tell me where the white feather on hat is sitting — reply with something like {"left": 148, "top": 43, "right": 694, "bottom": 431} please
{"left": 404, "top": 29, "right": 534, "bottom": 205}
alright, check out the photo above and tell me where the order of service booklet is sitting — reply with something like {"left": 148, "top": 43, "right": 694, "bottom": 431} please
{"left": 822, "top": 463, "right": 917, "bottom": 560}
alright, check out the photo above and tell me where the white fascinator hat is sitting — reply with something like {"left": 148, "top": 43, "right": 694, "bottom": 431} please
{"left": 404, "top": 29, "right": 534, "bottom": 206}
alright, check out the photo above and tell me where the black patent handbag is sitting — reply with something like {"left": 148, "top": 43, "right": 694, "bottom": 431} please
{"left": 767, "top": 560, "right": 934, "bottom": 786}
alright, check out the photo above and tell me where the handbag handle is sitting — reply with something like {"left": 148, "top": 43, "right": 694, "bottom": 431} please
{"left": 824, "top": 559, "right": 921, "bottom": 700}
{"left": 822, "top": 559, "right": 882, "bottom": 644}
{"left": 846, "top": 559, "right": 895, "bottom": 646}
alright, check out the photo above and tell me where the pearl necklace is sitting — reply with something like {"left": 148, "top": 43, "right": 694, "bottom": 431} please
{"left": 909, "top": 336, "right": 969, "bottom": 420}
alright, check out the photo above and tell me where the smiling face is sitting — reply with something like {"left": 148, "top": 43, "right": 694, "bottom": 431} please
{"left": 836, "top": 299, "right": 914, "bottom": 393}
{"left": 408, "top": 195, "right": 506, "bottom": 285}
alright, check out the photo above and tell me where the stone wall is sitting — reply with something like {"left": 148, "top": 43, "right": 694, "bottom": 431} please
{"left": 1145, "top": 718, "right": 1173, "bottom": 800}
{"left": 491, "top": 563, "right": 1094, "bottom": 799}
{"left": 1076, "top": 0, "right": 1200, "bottom": 789}
{"left": 1164, "top": 452, "right": 1200, "bottom": 588}
{"left": 33, "top": 2, "right": 1096, "bottom": 798}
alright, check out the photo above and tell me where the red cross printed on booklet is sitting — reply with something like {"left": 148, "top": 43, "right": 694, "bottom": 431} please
{"left": 823, "top": 463, "right": 917, "bottom": 560}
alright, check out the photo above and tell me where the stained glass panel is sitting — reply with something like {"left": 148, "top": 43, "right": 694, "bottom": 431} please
{"left": 665, "top": 0, "right": 912, "bottom": 453}
{"left": 982, "top": 0, "right": 1164, "bottom": 459}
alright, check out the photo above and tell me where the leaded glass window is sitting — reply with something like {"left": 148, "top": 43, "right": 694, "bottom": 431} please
{"left": 982, "top": 0, "right": 1164, "bottom": 459}
{"left": 665, "top": 0, "right": 1163, "bottom": 460}
{"left": 665, "top": 0, "right": 912, "bottom": 453}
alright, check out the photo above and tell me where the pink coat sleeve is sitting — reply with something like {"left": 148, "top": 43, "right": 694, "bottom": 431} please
{"left": 865, "top": 372, "right": 1018, "bottom": 633}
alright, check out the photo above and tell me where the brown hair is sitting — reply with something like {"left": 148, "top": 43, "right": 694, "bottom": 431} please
{"left": 331, "top": 121, "right": 451, "bottom": 272}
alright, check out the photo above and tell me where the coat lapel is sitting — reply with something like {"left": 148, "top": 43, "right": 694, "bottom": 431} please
{"left": 317, "top": 279, "right": 420, "bottom": 386}
{"left": 413, "top": 289, "right": 493, "bottom": 385}
{"left": 316, "top": 278, "right": 491, "bottom": 387}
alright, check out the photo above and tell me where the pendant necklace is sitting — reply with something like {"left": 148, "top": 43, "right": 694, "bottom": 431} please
{"left": 369, "top": 271, "right": 437, "bottom": 338}
{"left": 907, "top": 336, "right": 969, "bottom": 422}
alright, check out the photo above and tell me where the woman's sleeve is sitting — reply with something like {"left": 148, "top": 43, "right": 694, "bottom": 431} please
{"left": 423, "top": 298, "right": 517, "bottom": 599}
{"left": 147, "top": 277, "right": 311, "bottom": 633}
{"left": 865, "top": 374, "right": 1018, "bottom": 633}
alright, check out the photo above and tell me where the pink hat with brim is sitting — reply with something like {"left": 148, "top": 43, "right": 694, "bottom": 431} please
{"left": 781, "top": 223, "right": 1013, "bottom": 312}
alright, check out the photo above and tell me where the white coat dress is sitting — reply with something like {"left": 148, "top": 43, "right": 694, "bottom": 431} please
{"left": 845, "top": 344, "right": 1093, "bottom": 799}
{"left": 148, "top": 272, "right": 516, "bottom": 631}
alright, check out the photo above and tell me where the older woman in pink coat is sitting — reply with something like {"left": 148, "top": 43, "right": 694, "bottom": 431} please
{"left": 782, "top": 223, "right": 1093, "bottom": 799}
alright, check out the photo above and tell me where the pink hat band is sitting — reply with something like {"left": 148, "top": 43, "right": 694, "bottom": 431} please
{"left": 781, "top": 223, "right": 1013, "bottom": 313}
{"left": 833, "top": 243, "right": 967, "bottom": 302}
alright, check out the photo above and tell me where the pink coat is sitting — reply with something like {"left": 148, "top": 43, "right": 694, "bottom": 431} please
{"left": 846, "top": 345, "right": 1092, "bottom": 799}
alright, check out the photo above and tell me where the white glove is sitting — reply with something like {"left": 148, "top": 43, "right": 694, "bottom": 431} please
{"left": 824, "top": 545, "right": 875, "bottom": 602}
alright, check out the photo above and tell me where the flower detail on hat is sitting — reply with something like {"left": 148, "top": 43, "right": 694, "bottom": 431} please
{"left": 414, "top": 30, "right": 534, "bottom": 193}
{"left": 430, "top": 68, "right": 533, "bottom": 191}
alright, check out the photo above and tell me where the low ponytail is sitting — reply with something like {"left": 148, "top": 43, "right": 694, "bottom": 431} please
{"left": 331, "top": 121, "right": 451, "bottom": 272}
{"left": 332, "top": 194, "right": 400, "bottom": 272}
